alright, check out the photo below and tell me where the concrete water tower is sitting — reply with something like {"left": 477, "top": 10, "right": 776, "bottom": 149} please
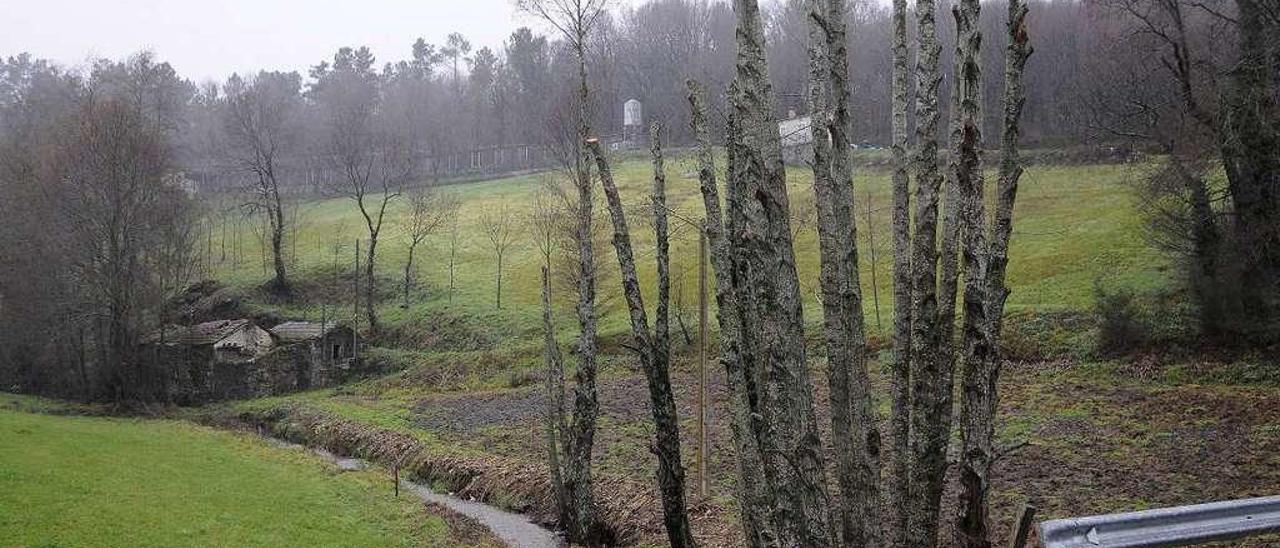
{"left": 623, "top": 99, "right": 643, "bottom": 148}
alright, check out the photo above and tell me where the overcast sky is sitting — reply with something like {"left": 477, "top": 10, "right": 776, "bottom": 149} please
{"left": 1, "top": 0, "right": 581, "bottom": 83}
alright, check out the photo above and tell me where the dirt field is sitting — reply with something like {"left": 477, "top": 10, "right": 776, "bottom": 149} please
{"left": 405, "top": 358, "right": 1280, "bottom": 545}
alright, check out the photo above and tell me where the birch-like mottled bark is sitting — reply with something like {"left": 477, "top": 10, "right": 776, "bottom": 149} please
{"left": 687, "top": 80, "right": 777, "bottom": 548}
{"left": 806, "top": 0, "right": 880, "bottom": 545}
{"left": 886, "top": 0, "right": 914, "bottom": 543}
{"left": 586, "top": 135, "right": 697, "bottom": 548}
{"left": 955, "top": 1, "right": 1031, "bottom": 545}
{"left": 951, "top": 0, "right": 990, "bottom": 543}
{"left": 728, "top": 2, "right": 834, "bottom": 545}
{"left": 564, "top": 25, "right": 604, "bottom": 544}
{"left": 540, "top": 265, "right": 570, "bottom": 525}
{"left": 906, "top": 0, "right": 950, "bottom": 541}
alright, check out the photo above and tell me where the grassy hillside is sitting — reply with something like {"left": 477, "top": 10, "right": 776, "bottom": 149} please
{"left": 207, "top": 154, "right": 1167, "bottom": 345}
{"left": 188, "top": 157, "right": 1280, "bottom": 546}
{"left": 0, "top": 400, "right": 493, "bottom": 547}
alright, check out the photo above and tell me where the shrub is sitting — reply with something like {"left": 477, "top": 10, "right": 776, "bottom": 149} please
{"left": 1093, "top": 282, "right": 1152, "bottom": 356}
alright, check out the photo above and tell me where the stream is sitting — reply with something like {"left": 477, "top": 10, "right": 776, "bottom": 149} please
{"left": 269, "top": 438, "right": 564, "bottom": 548}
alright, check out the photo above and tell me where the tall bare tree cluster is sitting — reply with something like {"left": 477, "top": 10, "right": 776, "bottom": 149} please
{"left": 0, "top": 54, "right": 199, "bottom": 401}
{"left": 677, "top": 0, "right": 1032, "bottom": 545}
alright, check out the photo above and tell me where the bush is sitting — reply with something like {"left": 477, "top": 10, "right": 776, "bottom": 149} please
{"left": 1094, "top": 282, "right": 1152, "bottom": 356}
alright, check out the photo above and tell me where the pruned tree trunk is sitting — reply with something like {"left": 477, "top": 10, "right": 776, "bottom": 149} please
{"left": 806, "top": 0, "right": 881, "bottom": 545}
{"left": 687, "top": 79, "right": 777, "bottom": 548}
{"left": 905, "top": 0, "right": 951, "bottom": 541}
{"left": 886, "top": 0, "right": 914, "bottom": 543}
{"left": 587, "top": 132, "right": 696, "bottom": 548}
{"left": 950, "top": 0, "right": 990, "bottom": 544}
{"left": 723, "top": 1, "right": 834, "bottom": 545}
{"left": 955, "top": 1, "right": 1031, "bottom": 546}
{"left": 560, "top": 33, "right": 605, "bottom": 544}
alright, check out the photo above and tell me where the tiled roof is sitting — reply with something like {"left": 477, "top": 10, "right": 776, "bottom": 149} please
{"left": 269, "top": 321, "right": 344, "bottom": 342}
{"left": 150, "top": 319, "right": 252, "bottom": 346}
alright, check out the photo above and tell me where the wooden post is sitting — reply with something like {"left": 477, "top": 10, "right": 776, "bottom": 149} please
{"left": 697, "top": 224, "right": 709, "bottom": 498}
{"left": 353, "top": 239, "right": 360, "bottom": 321}
{"left": 1008, "top": 503, "right": 1038, "bottom": 548}
{"left": 393, "top": 462, "right": 400, "bottom": 497}
{"left": 866, "top": 190, "right": 883, "bottom": 330}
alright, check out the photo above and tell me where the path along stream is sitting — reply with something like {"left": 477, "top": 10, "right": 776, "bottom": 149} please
{"left": 268, "top": 438, "right": 564, "bottom": 548}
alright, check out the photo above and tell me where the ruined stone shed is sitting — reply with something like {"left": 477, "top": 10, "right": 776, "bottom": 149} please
{"left": 145, "top": 319, "right": 273, "bottom": 404}
{"left": 144, "top": 319, "right": 359, "bottom": 404}
{"left": 267, "top": 321, "right": 358, "bottom": 389}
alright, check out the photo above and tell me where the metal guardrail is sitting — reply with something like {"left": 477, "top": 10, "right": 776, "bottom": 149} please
{"left": 1038, "top": 495, "right": 1280, "bottom": 547}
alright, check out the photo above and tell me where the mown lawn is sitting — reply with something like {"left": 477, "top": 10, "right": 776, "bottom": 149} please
{"left": 0, "top": 407, "right": 480, "bottom": 548}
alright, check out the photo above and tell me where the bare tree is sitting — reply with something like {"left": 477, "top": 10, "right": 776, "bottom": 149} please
{"left": 806, "top": 0, "right": 880, "bottom": 544}
{"left": 539, "top": 264, "right": 570, "bottom": 527}
{"left": 446, "top": 207, "right": 461, "bottom": 306}
{"left": 692, "top": 0, "right": 836, "bottom": 544}
{"left": 220, "top": 71, "right": 301, "bottom": 295}
{"left": 954, "top": 1, "right": 1033, "bottom": 545}
{"left": 401, "top": 188, "right": 457, "bottom": 307}
{"left": 61, "top": 97, "right": 191, "bottom": 401}
{"left": 530, "top": 176, "right": 570, "bottom": 275}
{"left": 886, "top": 0, "right": 914, "bottom": 541}
{"left": 312, "top": 47, "right": 417, "bottom": 332}
{"left": 479, "top": 204, "right": 521, "bottom": 309}
{"left": 517, "top": 0, "right": 614, "bottom": 543}
{"left": 904, "top": 0, "right": 955, "bottom": 541}
{"left": 688, "top": 78, "right": 773, "bottom": 546}
{"left": 588, "top": 125, "right": 696, "bottom": 548}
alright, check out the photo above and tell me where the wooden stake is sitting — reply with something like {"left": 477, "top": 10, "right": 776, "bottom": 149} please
{"left": 697, "top": 225, "right": 709, "bottom": 498}
{"left": 353, "top": 239, "right": 360, "bottom": 320}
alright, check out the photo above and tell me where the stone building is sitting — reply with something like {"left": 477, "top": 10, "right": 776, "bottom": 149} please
{"left": 145, "top": 319, "right": 358, "bottom": 404}
{"left": 266, "top": 321, "right": 357, "bottom": 390}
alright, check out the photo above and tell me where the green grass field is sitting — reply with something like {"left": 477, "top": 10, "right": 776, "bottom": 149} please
{"left": 174, "top": 156, "right": 1280, "bottom": 546}
{"left": 207, "top": 154, "right": 1168, "bottom": 344}
{"left": 0, "top": 405, "right": 482, "bottom": 548}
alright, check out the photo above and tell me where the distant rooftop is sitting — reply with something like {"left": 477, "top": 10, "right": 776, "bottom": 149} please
{"left": 146, "top": 319, "right": 252, "bottom": 346}
{"left": 270, "top": 321, "right": 346, "bottom": 342}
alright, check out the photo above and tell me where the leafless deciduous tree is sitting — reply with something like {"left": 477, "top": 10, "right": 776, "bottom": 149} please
{"left": 688, "top": 79, "right": 775, "bottom": 547}
{"left": 886, "top": 0, "right": 914, "bottom": 541}
{"left": 401, "top": 187, "right": 458, "bottom": 307}
{"left": 692, "top": 0, "right": 835, "bottom": 544}
{"left": 588, "top": 126, "right": 695, "bottom": 548}
{"left": 63, "top": 98, "right": 195, "bottom": 401}
{"left": 221, "top": 71, "right": 301, "bottom": 295}
{"left": 953, "top": 1, "right": 1033, "bottom": 545}
{"left": 519, "top": 0, "right": 614, "bottom": 543}
{"left": 312, "top": 47, "right": 417, "bottom": 332}
{"left": 806, "top": 0, "right": 880, "bottom": 544}
{"left": 903, "top": 0, "right": 954, "bottom": 541}
{"left": 479, "top": 204, "right": 521, "bottom": 310}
